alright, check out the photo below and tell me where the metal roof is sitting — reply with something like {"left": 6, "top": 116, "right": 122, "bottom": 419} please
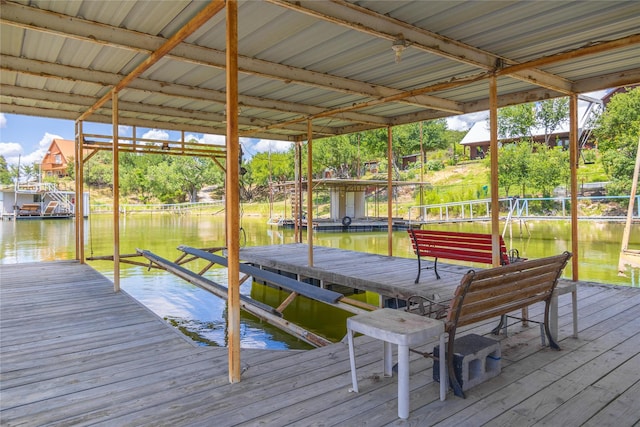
{"left": 1, "top": 0, "right": 639, "bottom": 142}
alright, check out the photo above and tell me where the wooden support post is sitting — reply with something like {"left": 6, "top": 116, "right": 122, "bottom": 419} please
{"left": 569, "top": 94, "right": 579, "bottom": 280}
{"left": 112, "top": 90, "right": 120, "bottom": 292}
{"left": 76, "top": 120, "right": 85, "bottom": 263}
{"left": 226, "top": 0, "right": 241, "bottom": 384}
{"left": 387, "top": 126, "right": 393, "bottom": 256}
{"left": 489, "top": 75, "right": 500, "bottom": 266}
{"left": 307, "top": 120, "right": 314, "bottom": 267}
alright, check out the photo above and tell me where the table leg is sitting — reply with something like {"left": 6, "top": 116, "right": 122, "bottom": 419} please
{"left": 397, "top": 344, "right": 409, "bottom": 419}
{"left": 383, "top": 341, "right": 393, "bottom": 377}
{"left": 347, "top": 327, "right": 359, "bottom": 393}
{"left": 572, "top": 288, "right": 578, "bottom": 338}
{"left": 439, "top": 332, "right": 447, "bottom": 401}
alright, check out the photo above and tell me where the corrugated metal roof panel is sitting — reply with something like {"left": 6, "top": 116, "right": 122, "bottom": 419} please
{"left": 1, "top": 0, "right": 638, "bottom": 141}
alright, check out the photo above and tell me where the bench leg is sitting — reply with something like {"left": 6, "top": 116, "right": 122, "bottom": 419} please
{"left": 544, "top": 303, "right": 561, "bottom": 350}
{"left": 447, "top": 334, "right": 465, "bottom": 398}
{"left": 491, "top": 315, "right": 506, "bottom": 336}
{"left": 347, "top": 327, "right": 359, "bottom": 393}
{"left": 415, "top": 256, "right": 422, "bottom": 284}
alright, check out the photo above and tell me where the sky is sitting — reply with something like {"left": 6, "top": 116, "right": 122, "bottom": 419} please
{"left": 0, "top": 112, "right": 486, "bottom": 168}
{"left": 0, "top": 113, "right": 299, "bottom": 167}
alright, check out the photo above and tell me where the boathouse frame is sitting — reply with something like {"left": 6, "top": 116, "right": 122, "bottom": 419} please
{"left": 2, "top": 0, "right": 640, "bottom": 383}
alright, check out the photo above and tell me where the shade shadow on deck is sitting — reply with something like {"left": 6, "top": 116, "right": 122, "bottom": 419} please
{"left": 1, "top": 261, "right": 639, "bottom": 426}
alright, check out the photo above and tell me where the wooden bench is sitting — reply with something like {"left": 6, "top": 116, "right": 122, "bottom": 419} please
{"left": 407, "top": 251, "right": 572, "bottom": 398}
{"left": 408, "top": 229, "right": 517, "bottom": 282}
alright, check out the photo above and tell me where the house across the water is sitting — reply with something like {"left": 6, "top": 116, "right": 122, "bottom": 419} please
{"left": 0, "top": 182, "right": 89, "bottom": 220}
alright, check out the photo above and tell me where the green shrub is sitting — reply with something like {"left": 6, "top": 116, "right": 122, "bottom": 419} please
{"left": 426, "top": 160, "right": 445, "bottom": 171}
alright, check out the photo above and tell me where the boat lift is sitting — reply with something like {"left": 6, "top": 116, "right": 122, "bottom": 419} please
{"left": 130, "top": 246, "right": 373, "bottom": 348}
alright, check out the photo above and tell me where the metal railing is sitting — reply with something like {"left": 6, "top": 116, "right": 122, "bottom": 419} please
{"left": 91, "top": 200, "right": 225, "bottom": 214}
{"left": 409, "top": 195, "right": 640, "bottom": 223}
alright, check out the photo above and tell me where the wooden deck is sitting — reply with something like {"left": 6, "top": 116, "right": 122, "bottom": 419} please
{"left": 2, "top": 260, "right": 640, "bottom": 426}
{"left": 239, "top": 243, "right": 466, "bottom": 301}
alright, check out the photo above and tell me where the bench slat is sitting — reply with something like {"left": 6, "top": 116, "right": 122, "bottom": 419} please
{"left": 462, "top": 272, "right": 558, "bottom": 305}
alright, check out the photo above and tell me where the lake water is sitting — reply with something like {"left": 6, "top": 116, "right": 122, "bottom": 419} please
{"left": 1, "top": 215, "right": 638, "bottom": 350}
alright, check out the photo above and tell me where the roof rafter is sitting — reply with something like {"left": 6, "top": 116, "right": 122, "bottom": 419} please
{"left": 0, "top": 1, "right": 462, "bottom": 115}
{"left": 77, "top": 0, "right": 226, "bottom": 121}
{"left": 269, "top": 0, "right": 574, "bottom": 94}
{"left": 0, "top": 55, "right": 386, "bottom": 128}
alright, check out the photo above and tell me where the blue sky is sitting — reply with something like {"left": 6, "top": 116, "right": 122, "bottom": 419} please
{"left": 0, "top": 113, "right": 298, "bottom": 167}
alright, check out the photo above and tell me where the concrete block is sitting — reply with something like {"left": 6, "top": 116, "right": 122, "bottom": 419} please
{"left": 433, "top": 333, "right": 501, "bottom": 391}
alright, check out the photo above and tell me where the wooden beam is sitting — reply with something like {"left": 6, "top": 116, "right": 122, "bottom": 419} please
{"left": 1, "top": 2, "right": 458, "bottom": 117}
{"left": 307, "top": 120, "right": 314, "bottom": 267}
{"left": 570, "top": 95, "right": 579, "bottom": 281}
{"left": 497, "top": 34, "right": 640, "bottom": 77}
{"left": 112, "top": 91, "right": 120, "bottom": 292}
{"left": 226, "top": 0, "right": 241, "bottom": 384}
{"left": 75, "top": 120, "right": 85, "bottom": 264}
{"left": 569, "top": 94, "right": 579, "bottom": 280}
{"left": 270, "top": 0, "right": 572, "bottom": 93}
{"left": 0, "top": 55, "right": 387, "bottom": 128}
{"left": 489, "top": 76, "right": 500, "bottom": 267}
{"left": 77, "top": 0, "right": 225, "bottom": 122}
{"left": 387, "top": 126, "right": 393, "bottom": 257}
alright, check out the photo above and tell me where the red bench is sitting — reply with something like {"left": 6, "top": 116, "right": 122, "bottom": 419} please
{"left": 408, "top": 229, "right": 518, "bottom": 282}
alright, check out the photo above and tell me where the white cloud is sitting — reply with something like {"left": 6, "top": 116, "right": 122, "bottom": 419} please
{"left": 0, "top": 142, "right": 22, "bottom": 158}
{"left": 1, "top": 132, "right": 62, "bottom": 165}
{"left": 118, "top": 125, "right": 131, "bottom": 136}
{"left": 38, "top": 132, "right": 61, "bottom": 150}
{"left": 0, "top": 113, "right": 7, "bottom": 128}
{"left": 252, "top": 139, "right": 293, "bottom": 153}
{"left": 447, "top": 112, "right": 489, "bottom": 131}
{"left": 184, "top": 133, "right": 226, "bottom": 146}
{"left": 142, "top": 129, "right": 170, "bottom": 140}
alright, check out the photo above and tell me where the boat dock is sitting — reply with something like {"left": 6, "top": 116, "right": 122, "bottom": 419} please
{"left": 2, "top": 260, "right": 640, "bottom": 425}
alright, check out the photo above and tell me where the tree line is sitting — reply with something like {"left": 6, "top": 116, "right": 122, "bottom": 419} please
{"left": 1, "top": 87, "right": 637, "bottom": 203}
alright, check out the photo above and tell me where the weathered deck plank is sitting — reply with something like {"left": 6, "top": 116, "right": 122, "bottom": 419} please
{"left": 1, "top": 260, "right": 639, "bottom": 426}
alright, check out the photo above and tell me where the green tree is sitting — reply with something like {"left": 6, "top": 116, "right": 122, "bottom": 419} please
{"left": 0, "top": 156, "right": 12, "bottom": 185}
{"left": 536, "top": 98, "right": 569, "bottom": 144}
{"left": 84, "top": 151, "right": 113, "bottom": 188}
{"left": 310, "top": 135, "right": 359, "bottom": 177}
{"left": 171, "top": 156, "right": 219, "bottom": 202}
{"left": 498, "top": 103, "right": 535, "bottom": 138}
{"left": 528, "top": 144, "right": 569, "bottom": 197}
{"left": 249, "top": 151, "right": 295, "bottom": 186}
{"left": 21, "top": 163, "right": 39, "bottom": 182}
{"left": 594, "top": 87, "right": 640, "bottom": 195}
{"left": 497, "top": 99, "right": 568, "bottom": 143}
{"left": 496, "top": 140, "right": 532, "bottom": 196}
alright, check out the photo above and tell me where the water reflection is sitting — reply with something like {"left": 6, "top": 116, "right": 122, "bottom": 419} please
{"left": 1, "top": 215, "right": 638, "bottom": 350}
